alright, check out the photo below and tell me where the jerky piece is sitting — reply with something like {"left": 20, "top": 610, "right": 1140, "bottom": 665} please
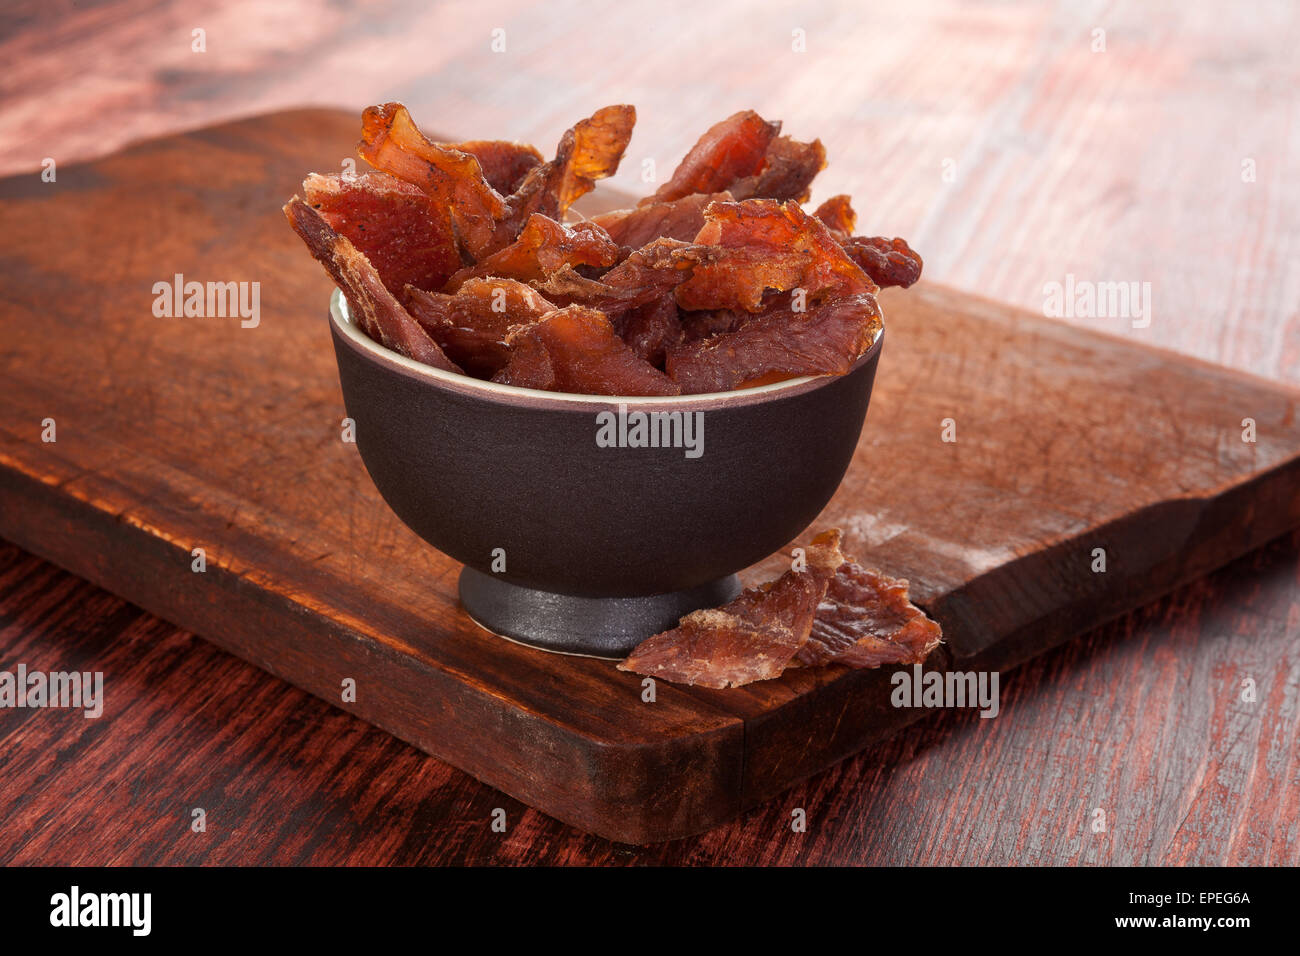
{"left": 809, "top": 195, "right": 923, "bottom": 289}
{"left": 679, "top": 308, "right": 746, "bottom": 342}
{"left": 619, "top": 610, "right": 798, "bottom": 689}
{"left": 729, "top": 135, "right": 827, "bottom": 203}
{"left": 797, "top": 562, "right": 942, "bottom": 667}
{"left": 555, "top": 105, "right": 636, "bottom": 211}
{"left": 530, "top": 265, "right": 640, "bottom": 314}
{"left": 404, "top": 278, "right": 555, "bottom": 377}
{"left": 618, "top": 530, "right": 845, "bottom": 688}
{"left": 501, "top": 105, "right": 636, "bottom": 234}
{"left": 303, "top": 172, "right": 461, "bottom": 298}
{"left": 643, "top": 110, "right": 780, "bottom": 205}
{"left": 840, "top": 236, "right": 924, "bottom": 289}
{"left": 543, "top": 242, "right": 716, "bottom": 366}
{"left": 676, "top": 199, "right": 877, "bottom": 312}
{"left": 447, "top": 215, "right": 621, "bottom": 290}
{"left": 812, "top": 194, "right": 857, "bottom": 235}
{"left": 666, "top": 292, "right": 882, "bottom": 394}
{"left": 809, "top": 195, "right": 923, "bottom": 288}
{"left": 618, "top": 296, "right": 684, "bottom": 367}
{"left": 492, "top": 305, "right": 680, "bottom": 396}
{"left": 530, "top": 238, "right": 713, "bottom": 319}
{"left": 591, "top": 191, "right": 732, "bottom": 249}
{"left": 358, "top": 102, "right": 507, "bottom": 260}
{"left": 679, "top": 288, "right": 795, "bottom": 341}
{"left": 600, "top": 238, "right": 713, "bottom": 305}
{"left": 603, "top": 237, "right": 713, "bottom": 291}
{"left": 448, "top": 140, "right": 544, "bottom": 194}
{"left": 283, "top": 197, "right": 461, "bottom": 373}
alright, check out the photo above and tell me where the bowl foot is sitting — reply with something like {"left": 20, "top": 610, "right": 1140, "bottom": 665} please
{"left": 458, "top": 567, "right": 742, "bottom": 659}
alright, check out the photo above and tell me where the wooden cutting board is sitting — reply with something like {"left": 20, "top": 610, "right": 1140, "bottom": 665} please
{"left": 1, "top": 109, "right": 1297, "bottom": 843}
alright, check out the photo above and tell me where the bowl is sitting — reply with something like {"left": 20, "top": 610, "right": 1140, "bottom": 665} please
{"left": 329, "top": 289, "right": 883, "bottom": 657}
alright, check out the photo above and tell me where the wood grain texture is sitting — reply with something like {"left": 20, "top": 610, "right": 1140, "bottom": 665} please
{"left": 0, "top": 110, "right": 1296, "bottom": 843}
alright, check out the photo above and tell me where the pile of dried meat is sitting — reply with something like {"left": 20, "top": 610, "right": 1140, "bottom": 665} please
{"left": 618, "top": 529, "right": 942, "bottom": 688}
{"left": 285, "top": 104, "right": 921, "bottom": 396}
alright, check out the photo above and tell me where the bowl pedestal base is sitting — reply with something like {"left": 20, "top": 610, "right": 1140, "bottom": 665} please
{"left": 458, "top": 567, "right": 742, "bottom": 659}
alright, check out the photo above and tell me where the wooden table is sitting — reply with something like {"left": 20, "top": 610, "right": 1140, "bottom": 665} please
{"left": 1, "top": 0, "right": 1296, "bottom": 864}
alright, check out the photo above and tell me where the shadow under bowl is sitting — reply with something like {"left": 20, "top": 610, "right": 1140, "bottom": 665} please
{"left": 329, "top": 289, "right": 883, "bottom": 657}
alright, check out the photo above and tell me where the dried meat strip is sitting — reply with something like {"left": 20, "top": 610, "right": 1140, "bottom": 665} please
{"left": 643, "top": 110, "right": 779, "bottom": 205}
{"left": 599, "top": 238, "right": 714, "bottom": 314}
{"left": 603, "top": 238, "right": 713, "bottom": 293}
{"left": 812, "top": 194, "right": 857, "bottom": 235}
{"left": 284, "top": 197, "right": 461, "bottom": 373}
{"left": 446, "top": 214, "right": 621, "bottom": 291}
{"left": 676, "top": 199, "right": 877, "bottom": 313}
{"left": 529, "top": 239, "right": 721, "bottom": 361}
{"left": 501, "top": 105, "right": 636, "bottom": 233}
{"left": 303, "top": 172, "right": 462, "bottom": 298}
{"left": 810, "top": 195, "right": 923, "bottom": 289}
{"left": 618, "top": 296, "right": 684, "bottom": 367}
{"left": 840, "top": 236, "right": 924, "bottom": 289}
{"left": 619, "top": 529, "right": 941, "bottom": 688}
{"left": 591, "top": 191, "right": 732, "bottom": 249}
{"left": 531, "top": 238, "right": 710, "bottom": 319}
{"left": 679, "top": 307, "right": 746, "bottom": 342}
{"left": 666, "top": 292, "right": 882, "bottom": 394}
{"left": 448, "top": 140, "right": 544, "bottom": 194}
{"left": 358, "top": 103, "right": 507, "bottom": 261}
{"left": 492, "top": 305, "right": 680, "bottom": 396}
{"left": 530, "top": 265, "right": 638, "bottom": 313}
{"left": 729, "top": 135, "right": 826, "bottom": 203}
{"left": 555, "top": 105, "right": 637, "bottom": 211}
{"left": 796, "top": 562, "right": 942, "bottom": 667}
{"left": 404, "top": 278, "right": 555, "bottom": 377}
{"left": 618, "top": 530, "right": 844, "bottom": 688}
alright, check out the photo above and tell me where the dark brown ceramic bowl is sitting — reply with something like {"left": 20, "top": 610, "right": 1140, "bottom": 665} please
{"left": 329, "top": 289, "right": 883, "bottom": 657}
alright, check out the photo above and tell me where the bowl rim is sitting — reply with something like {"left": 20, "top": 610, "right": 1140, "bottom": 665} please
{"left": 329, "top": 288, "right": 883, "bottom": 409}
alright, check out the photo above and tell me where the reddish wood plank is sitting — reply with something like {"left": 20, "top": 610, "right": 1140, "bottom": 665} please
{"left": 0, "top": 110, "right": 1296, "bottom": 842}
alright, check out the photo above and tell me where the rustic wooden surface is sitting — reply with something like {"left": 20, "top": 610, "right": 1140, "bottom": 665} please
{"left": 1, "top": 107, "right": 1297, "bottom": 847}
{"left": 1, "top": 0, "right": 1297, "bottom": 862}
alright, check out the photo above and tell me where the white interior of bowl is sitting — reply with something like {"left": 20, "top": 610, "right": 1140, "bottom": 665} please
{"left": 330, "top": 289, "right": 880, "bottom": 406}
